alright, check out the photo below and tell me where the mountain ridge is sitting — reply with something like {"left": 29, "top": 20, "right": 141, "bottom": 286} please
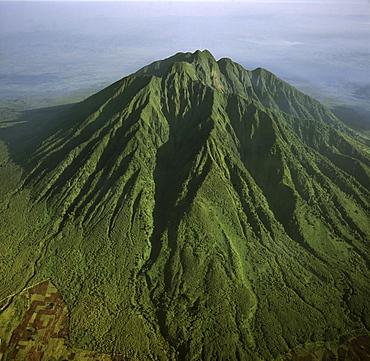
{"left": 136, "top": 50, "right": 346, "bottom": 128}
{"left": 0, "top": 50, "right": 369, "bottom": 360}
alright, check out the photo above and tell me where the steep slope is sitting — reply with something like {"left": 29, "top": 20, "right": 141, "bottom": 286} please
{"left": 136, "top": 50, "right": 344, "bottom": 127}
{"left": 0, "top": 50, "right": 369, "bottom": 360}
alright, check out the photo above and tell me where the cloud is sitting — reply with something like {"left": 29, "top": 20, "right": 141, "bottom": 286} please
{"left": 236, "top": 34, "right": 304, "bottom": 46}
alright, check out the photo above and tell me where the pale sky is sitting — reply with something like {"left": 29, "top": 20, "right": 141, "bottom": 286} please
{"left": 0, "top": 0, "right": 369, "bottom": 110}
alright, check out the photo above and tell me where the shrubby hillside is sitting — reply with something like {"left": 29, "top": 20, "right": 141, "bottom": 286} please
{"left": 0, "top": 50, "right": 369, "bottom": 360}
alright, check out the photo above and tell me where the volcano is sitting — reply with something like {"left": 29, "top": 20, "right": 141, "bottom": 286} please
{"left": 0, "top": 50, "right": 369, "bottom": 360}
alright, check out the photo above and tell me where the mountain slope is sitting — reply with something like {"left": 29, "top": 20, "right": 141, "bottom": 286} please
{"left": 0, "top": 50, "right": 369, "bottom": 360}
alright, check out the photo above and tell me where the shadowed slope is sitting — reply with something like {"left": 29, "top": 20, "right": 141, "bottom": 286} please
{"left": 0, "top": 50, "right": 369, "bottom": 360}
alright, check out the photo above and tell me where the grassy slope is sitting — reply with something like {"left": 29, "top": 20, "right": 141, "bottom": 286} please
{"left": 0, "top": 50, "right": 369, "bottom": 360}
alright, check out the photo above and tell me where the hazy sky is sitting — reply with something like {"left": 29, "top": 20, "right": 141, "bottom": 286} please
{"left": 1, "top": 0, "right": 369, "bottom": 32}
{"left": 0, "top": 0, "right": 369, "bottom": 111}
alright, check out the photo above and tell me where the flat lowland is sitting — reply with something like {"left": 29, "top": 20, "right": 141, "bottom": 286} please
{"left": 0, "top": 280, "right": 368, "bottom": 361}
{"left": 0, "top": 280, "right": 135, "bottom": 361}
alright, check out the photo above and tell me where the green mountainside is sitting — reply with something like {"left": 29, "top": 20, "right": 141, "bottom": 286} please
{"left": 0, "top": 50, "right": 369, "bottom": 360}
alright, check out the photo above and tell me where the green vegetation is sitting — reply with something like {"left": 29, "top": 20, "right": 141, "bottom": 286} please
{"left": 0, "top": 50, "right": 369, "bottom": 360}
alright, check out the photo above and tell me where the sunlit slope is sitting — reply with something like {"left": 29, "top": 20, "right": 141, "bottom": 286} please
{"left": 136, "top": 50, "right": 343, "bottom": 127}
{"left": 1, "top": 50, "right": 369, "bottom": 360}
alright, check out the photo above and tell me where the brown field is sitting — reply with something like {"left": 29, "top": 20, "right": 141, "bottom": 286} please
{"left": 0, "top": 280, "right": 135, "bottom": 361}
{"left": 1, "top": 279, "right": 369, "bottom": 361}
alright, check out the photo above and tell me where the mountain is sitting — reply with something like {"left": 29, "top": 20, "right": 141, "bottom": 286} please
{"left": 0, "top": 50, "right": 369, "bottom": 360}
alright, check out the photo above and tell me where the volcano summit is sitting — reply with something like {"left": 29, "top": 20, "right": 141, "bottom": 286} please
{"left": 0, "top": 50, "right": 369, "bottom": 360}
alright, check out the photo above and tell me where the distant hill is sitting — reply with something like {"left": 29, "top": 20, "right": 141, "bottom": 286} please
{"left": 0, "top": 50, "right": 369, "bottom": 360}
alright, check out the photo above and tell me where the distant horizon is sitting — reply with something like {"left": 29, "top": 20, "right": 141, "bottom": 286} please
{"left": 0, "top": 0, "right": 369, "bottom": 112}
